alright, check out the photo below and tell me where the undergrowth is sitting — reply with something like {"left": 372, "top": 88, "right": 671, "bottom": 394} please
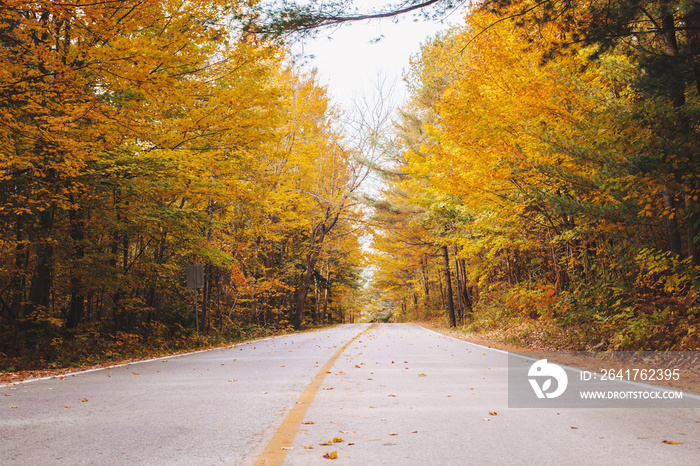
{"left": 458, "top": 285, "right": 700, "bottom": 351}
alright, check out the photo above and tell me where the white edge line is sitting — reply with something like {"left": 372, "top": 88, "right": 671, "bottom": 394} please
{"left": 415, "top": 324, "right": 700, "bottom": 401}
{"left": 0, "top": 334, "right": 281, "bottom": 388}
{"left": 1, "top": 324, "right": 370, "bottom": 388}
{"left": 416, "top": 324, "right": 512, "bottom": 355}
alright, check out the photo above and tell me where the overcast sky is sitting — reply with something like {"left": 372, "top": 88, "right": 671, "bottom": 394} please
{"left": 290, "top": 8, "right": 466, "bottom": 111}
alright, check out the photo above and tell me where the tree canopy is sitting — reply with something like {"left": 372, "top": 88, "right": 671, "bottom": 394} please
{"left": 366, "top": 3, "right": 700, "bottom": 350}
{"left": 0, "top": 0, "right": 368, "bottom": 368}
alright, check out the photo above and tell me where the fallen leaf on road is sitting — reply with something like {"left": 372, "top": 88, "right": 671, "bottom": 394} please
{"left": 333, "top": 437, "right": 343, "bottom": 443}
{"left": 388, "top": 394, "right": 398, "bottom": 397}
{"left": 303, "top": 421, "right": 315, "bottom": 425}
{"left": 9, "top": 406, "right": 18, "bottom": 408}
{"left": 662, "top": 440, "right": 681, "bottom": 445}
{"left": 369, "top": 406, "right": 377, "bottom": 408}
{"left": 319, "top": 441, "right": 333, "bottom": 446}
{"left": 411, "top": 430, "right": 418, "bottom": 433}
{"left": 348, "top": 442, "right": 355, "bottom": 446}
{"left": 482, "top": 418, "right": 491, "bottom": 421}
{"left": 81, "top": 398, "right": 88, "bottom": 402}
{"left": 489, "top": 412, "right": 497, "bottom": 416}
{"left": 571, "top": 427, "right": 578, "bottom": 430}
{"left": 323, "top": 451, "right": 338, "bottom": 459}
{"left": 132, "top": 372, "right": 139, "bottom": 375}
{"left": 281, "top": 447, "right": 292, "bottom": 450}
{"left": 418, "top": 373, "right": 427, "bottom": 377}
{"left": 304, "top": 446, "right": 313, "bottom": 449}
{"left": 64, "top": 405, "right": 70, "bottom": 408}
{"left": 388, "top": 432, "right": 398, "bottom": 436}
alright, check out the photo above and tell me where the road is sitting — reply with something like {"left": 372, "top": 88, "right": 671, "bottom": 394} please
{"left": 2, "top": 323, "right": 699, "bottom": 465}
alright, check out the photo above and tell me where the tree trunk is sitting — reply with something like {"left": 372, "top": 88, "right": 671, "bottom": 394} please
{"left": 296, "top": 259, "right": 316, "bottom": 329}
{"left": 421, "top": 255, "right": 430, "bottom": 298}
{"left": 661, "top": 12, "right": 685, "bottom": 107}
{"left": 9, "top": 215, "right": 27, "bottom": 322}
{"left": 323, "top": 267, "right": 330, "bottom": 322}
{"left": 314, "top": 275, "right": 321, "bottom": 324}
{"left": 27, "top": 208, "right": 54, "bottom": 318}
{"left": 685, "top": 7, "right": 700, "bottom": 95}
{"left": 454, "top": 252, "right": 471, "bottom": 321}
{"left": 66, "top": 204, "right": 85, "bottom": 329}
{"left": 294, "top": 211, "right": 339, "bottom": 329}
{"left": 441, "top": 245, "right": 456, "bottom": 328}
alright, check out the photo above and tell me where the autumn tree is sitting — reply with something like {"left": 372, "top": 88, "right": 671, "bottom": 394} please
{"left": 0, "top": 1, "right": 367, "bottom": 367}
{"left": 366, "top": 7, "right": 700, "bottom": 349}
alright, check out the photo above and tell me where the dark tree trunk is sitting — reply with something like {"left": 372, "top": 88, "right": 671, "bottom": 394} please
{"left": 421, "top": 255, "right": 430, "bottom": 298}
{"left": 66, "top": 205, "right": 85, "bottom": 329}
{"left": 295, "top": 258, "right": 316, "bottom": 329}
{"left": 441, "top": 245, "right": 456, "bottom": 328}
{"left": 454, "top": 252, "right": 471, "bottom": 321}
{"left": 9, "top": 215, "right": 27, "bottom": 322}
{"left": 294, "top": 210, "right": 339, "bottom": 329}
{"left": 27, "top": 208, "right": 54, "bottom": 317}
{"left": 685, "top": 8, "right": 700, "bottom": 95}
{"left": 658, "top": 12, "right": 688, "bottom": 257}
{"left": 323, "top": 282, "right": 329, "bottom": 323}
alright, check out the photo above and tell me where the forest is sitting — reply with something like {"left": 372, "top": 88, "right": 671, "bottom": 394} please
{"left": 2, "top": 0, "right": 700, "bottom": 371}
{"left": 0, "top": 0, "right": 370, "bottom": 369}
{"left": 368, "top": 0, "right": 700, "bottom": 351}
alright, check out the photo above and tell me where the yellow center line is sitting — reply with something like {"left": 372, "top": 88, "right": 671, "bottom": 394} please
{"left": 254, "top": 323, "right": 376, "bottom": 465}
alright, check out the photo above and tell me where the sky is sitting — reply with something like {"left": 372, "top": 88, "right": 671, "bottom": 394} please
{"left": 290, "top": 6, "right": 467, "bottom": 112}
{"left": 285, "top": 4, "right": 469, "bottom": 263}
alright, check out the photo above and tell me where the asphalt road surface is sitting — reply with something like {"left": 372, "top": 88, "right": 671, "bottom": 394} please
{"left": 2, "top": 323, "right": 699, "bottom": 465}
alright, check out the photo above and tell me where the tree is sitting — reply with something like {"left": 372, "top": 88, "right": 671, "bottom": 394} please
{"left": 367, "top": 6, "right": 700, "bottom": 349}
{"left": 0, "top": 1, "right": 368, "bottom": 366}
{"left": 255, "top": 0, "right": 460, "bottom": 37}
